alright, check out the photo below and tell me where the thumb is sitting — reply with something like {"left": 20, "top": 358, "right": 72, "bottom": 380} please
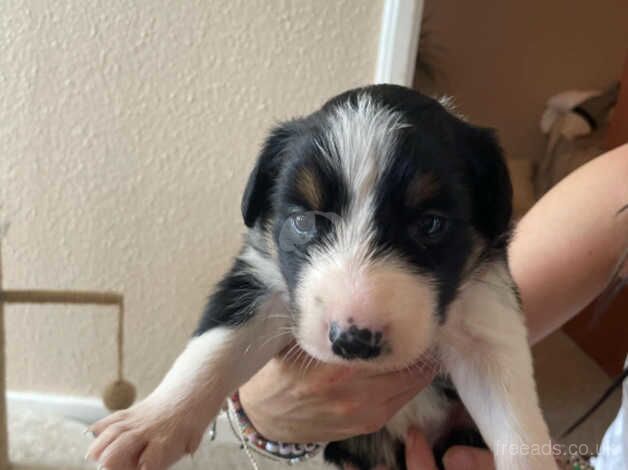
{"left": 405, "top": 427, "right": 438, "bottom": 470}
{"left": 443, "top": 446, "right": 495, "bottom": 470}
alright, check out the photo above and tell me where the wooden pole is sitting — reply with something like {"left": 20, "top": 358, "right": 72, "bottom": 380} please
{"left": 1, "top": 290, "right": 122, "bottom": 306}
{"left": 0, "top": 237, "right": 10, "bottom": 468}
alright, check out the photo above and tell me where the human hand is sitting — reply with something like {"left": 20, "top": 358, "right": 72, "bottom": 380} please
{"left": 405, "top": 427, "right": 495, "bottom": 470}
{"left": 239, "top": 344, "right": 436, "bottom": 443}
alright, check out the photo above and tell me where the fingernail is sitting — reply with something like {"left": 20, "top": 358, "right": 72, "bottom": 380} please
{"left": 83, "top": 428, "right": 94, "bottom": 437}
{"left": 443, "top": 449, "right": 472, "bottom": 469}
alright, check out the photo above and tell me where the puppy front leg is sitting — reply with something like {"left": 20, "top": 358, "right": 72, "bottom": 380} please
{"left": 440, "top": 263, "right": 557, "bottom": 470}
{"left": 87, "top": 264, "right": 291, "bottom": 470}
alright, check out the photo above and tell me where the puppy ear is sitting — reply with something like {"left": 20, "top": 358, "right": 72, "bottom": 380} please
{"left": 241, "top": 123, "right": 296, "bottom": 227}
{"left": 463, "top": 126, "right": 513, "bottom": 243}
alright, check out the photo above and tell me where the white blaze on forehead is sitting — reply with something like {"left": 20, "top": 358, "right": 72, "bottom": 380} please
{"left": 317, "top": 94, "right": 408, "bottom": 261}
{"left": 321, "top": 94, "right": 407, "bottom": 204}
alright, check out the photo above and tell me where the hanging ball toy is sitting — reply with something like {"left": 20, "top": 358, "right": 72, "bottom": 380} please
{"left": 102, "top": 298, "right": 137, "bottom": 411}
{"left": 103, "top": 379, "right": 137, "bottom": 411}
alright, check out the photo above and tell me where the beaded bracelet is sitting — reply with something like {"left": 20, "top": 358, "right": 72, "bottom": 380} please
{"left": 226, "top": 391, "right": 324, "bottom": 467}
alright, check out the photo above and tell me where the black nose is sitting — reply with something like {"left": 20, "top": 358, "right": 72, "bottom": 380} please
{"left": 329, "top": 322, "right": 382, "bottom": 360}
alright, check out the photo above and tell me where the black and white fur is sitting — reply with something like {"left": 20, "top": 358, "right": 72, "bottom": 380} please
{"left": 87, "top": 85, "right": 557, "bottom": 470}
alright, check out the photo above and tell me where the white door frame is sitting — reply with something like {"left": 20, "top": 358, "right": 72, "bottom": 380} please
{"left": 375, "top": 0, "right": 424, "bottom": 87}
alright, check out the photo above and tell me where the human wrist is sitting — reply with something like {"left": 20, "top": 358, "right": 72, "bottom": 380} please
{"left": 238, "top": 382, "right": 277, "bottom": 441}
{"left": 229, "top": 390, "right": 323, "bottom": 464}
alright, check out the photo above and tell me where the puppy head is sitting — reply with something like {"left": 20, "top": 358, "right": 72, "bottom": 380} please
{"left": 242, "top": 85, "right": 512, "bottom": 370}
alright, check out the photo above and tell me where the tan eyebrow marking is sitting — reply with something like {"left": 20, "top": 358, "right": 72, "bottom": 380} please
{"left": 296, "top": 167, "right": 323, "bottom": 210}
{"left": 406, "top": 172, "right": 440, "bottom": 207}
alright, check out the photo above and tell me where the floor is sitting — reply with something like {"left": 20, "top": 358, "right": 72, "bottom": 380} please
{"left": 534, "top": 331, "right": 621, "bottom": 451}
{"left": 8, "top": 405, "right": 330, "bottom": 470}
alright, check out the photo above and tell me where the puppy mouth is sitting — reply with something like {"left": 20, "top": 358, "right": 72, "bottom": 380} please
{"left": 295, "top": 333, "right": 433, "bottom": 373}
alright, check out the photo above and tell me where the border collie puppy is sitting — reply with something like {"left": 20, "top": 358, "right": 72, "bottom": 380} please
{"left": 87, "top": 85, "right": 557, "bottom": 470}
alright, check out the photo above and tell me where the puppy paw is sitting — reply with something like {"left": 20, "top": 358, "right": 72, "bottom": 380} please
{"left": 85, "top": 398, "right": 206, "bottom": 470}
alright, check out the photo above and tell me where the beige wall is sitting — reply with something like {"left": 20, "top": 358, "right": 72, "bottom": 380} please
{"left": 416, "top": 0, "right": 628, "bottom": 162}
{"left": 0, "top": 0, "right": 384, "bottom": 397}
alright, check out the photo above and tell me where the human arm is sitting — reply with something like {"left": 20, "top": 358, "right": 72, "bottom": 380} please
{"left": 511, "top": 143, "right": 628, "bottom": 344}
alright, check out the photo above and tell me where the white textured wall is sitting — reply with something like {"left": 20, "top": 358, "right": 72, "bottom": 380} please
{"left": 0, "top": 0, "right": 383, "bottom": 397}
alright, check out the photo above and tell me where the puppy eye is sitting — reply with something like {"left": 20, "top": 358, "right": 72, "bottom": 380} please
{"left": 279, "top": 210, "right": 339, "bottom": 252}
{"left": 292, "top": 213, "right": 316, "bottom": 234}
{"left": 289, "top": 212, "right": 318, "bottom": 246}
{"left": 413, "top": 213, "right": 449, "bottom": 242}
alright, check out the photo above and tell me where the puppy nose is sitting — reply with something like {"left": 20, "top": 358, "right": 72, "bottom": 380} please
{"left": 328, "top": 321, "right": 383, "bottom": 360}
